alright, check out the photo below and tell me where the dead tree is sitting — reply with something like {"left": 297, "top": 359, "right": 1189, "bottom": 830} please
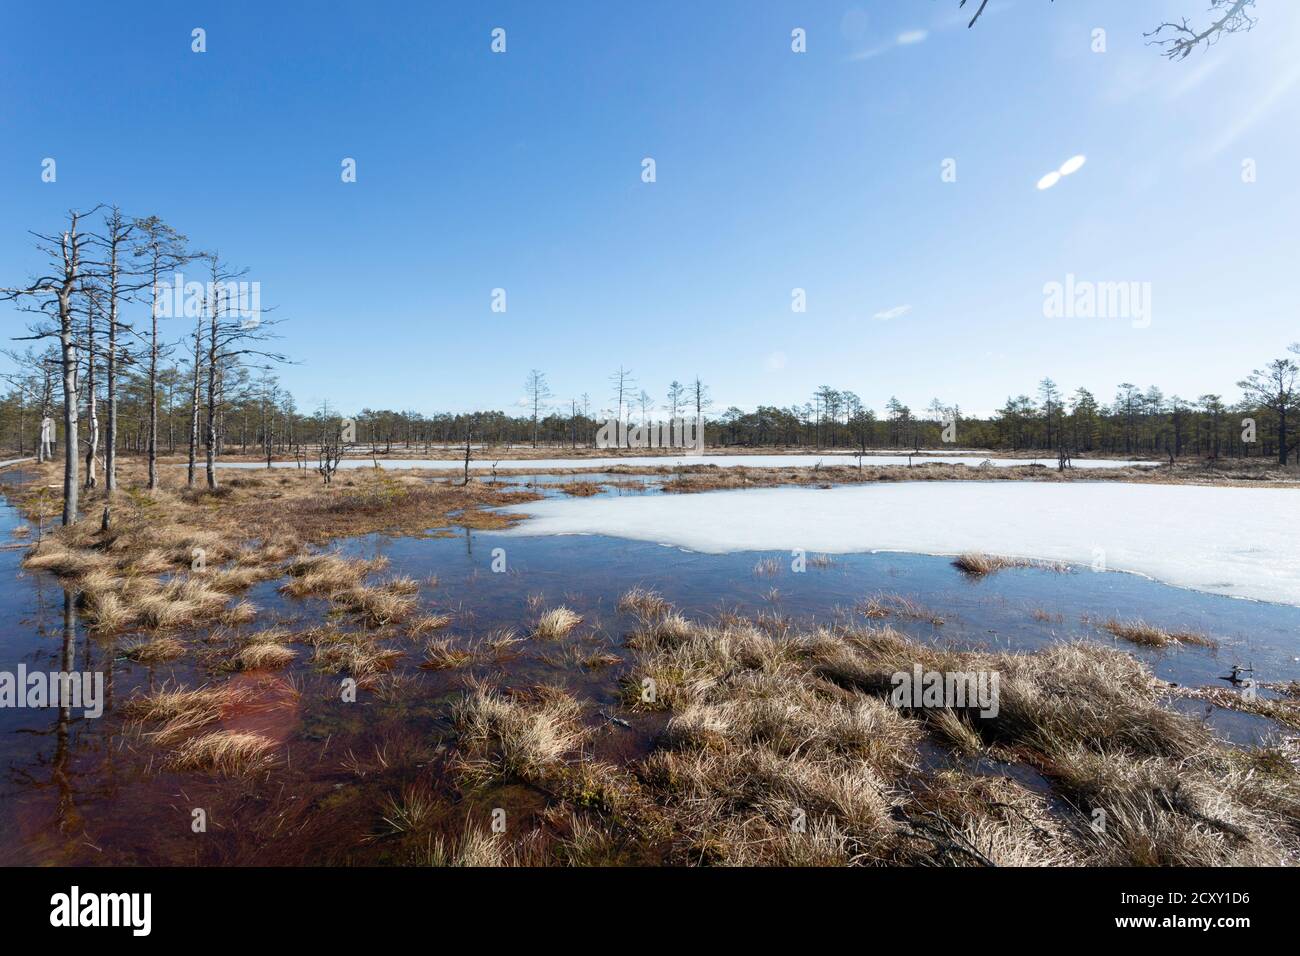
{"left": 3, "top": 207, "right": 102, "bottom": 524}
{"left": 198, "top": 253, "right": 285, "bottom": 490}
{"left": 461, "top": 415, "right": 477, "bottom": 486}
{"left": 318, "top": 426, "right": 343, "bottom": 484}
{"left": 81, "top": 286, "right": 101, "bottom": 488}
{"left": 525, "top": 369, "right": 551, "bottom": 448}
{"left": 89, "top": 208, "right": 138, "bottom": 496}
{"left": 610, "top": 366, "right": 636, "bottom": 432}
{"left": 132, "top": 216, "right": 191, "bottom": 490}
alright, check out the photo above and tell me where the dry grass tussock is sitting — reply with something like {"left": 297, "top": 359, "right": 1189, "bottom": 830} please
{"left": 421, "top": 636, "right": 475, "bottom": 670}
{"left": 952, "top": 552, "right": 1067, "bottom": 577}
{"left": 859, "top": 592, "right": 946, "bottom": 625}
{"left": 310, "top": 631, "right": 403, "bottom": 680}
{"left": 532, "top": 606, "right": 582, "bottom": 640}
{"left": 166, "top": 731, "right": 277, "bottom": 774}
{"left": 407, "top": 612, "right": 454, "bottom": 636}
{"left": 558, "top": 481, "right": 602, "bottom": 497}
{"left": 280, "top": 552, "right": 387, "bottom": 597}
{"left": 451, "top": 682, "right": 587, "bottom": 784}
{"left": 236, "top": 642, "right": 297, "bottom": 671}
{"left": 122, "top": 635, "right": 186, "bottom": 664}
{"left": 330, "top": 580, "right": 419, "bottom": 626}
{"left": 422, "top": 825, "right": 547, "bottom": 867}
{"left": 1102, "top": 618, "right": 1218, "bottom": 649}
{"left": 617, "top": 587, "right": 669, "bottom": 620}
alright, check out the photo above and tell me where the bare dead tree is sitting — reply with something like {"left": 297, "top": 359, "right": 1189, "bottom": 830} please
{"left": 3, "top": 207, "right": 103, "bottom": 524}
{"left": 461, "top": 414, "right": 478, "bottom": 486}
{"left": 186, "top": 292, "right": 204, "bottom": 487}
{"left": 199, "top": 253, "right": 286, "bottom": 490}
{"left": 132, "top": 216, "right": 191, "bottom": 489}
{"left": 89, "top": 208, "right": 139, "bottom": 496}
{"left": 610, "top": 366, "right": 636, "bottom": 429}
{"left": 318, "top": 428, "right": 343, "bottom": 484}
{"left": 525, "top": 368, "right": 551, "bottom": 447}
{"left": 81, "top": 286, "right": 102, "bottom": 488}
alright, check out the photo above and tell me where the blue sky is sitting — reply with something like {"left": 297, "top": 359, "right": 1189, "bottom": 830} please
{"left": 3, "top": 1, "right": 1298, "bottom": 418}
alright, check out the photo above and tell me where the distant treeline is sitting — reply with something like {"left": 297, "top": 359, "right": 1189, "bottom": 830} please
{"left": 4, "top": 366, "right": 1297, "bottom": 464}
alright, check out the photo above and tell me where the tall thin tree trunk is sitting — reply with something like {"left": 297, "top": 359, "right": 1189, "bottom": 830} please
{"left": 59, "top": 306, "right": 80, "bottom": 524}
{"left": 147, "top": 260, "right": 160, "bottom": 489}
{"left": 205, "top": 284, "right": 220, "bottom": 490}
{"left": 84, "top": 298, "right": 98, "bottom": 488}
{"left": 106, "top": 270, "right": 119, "bottom": 494}
{"left": 187, "top": 317, "right": 202, "bottom": 487}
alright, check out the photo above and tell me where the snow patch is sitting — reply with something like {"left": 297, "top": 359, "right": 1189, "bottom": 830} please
{"left": 498, "top": 481, "right": 1300, "bottom": 606}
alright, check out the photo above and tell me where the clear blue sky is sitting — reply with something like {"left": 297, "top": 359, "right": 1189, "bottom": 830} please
{"left": 3, "top": 1, "right": 1298, "bottom": 418}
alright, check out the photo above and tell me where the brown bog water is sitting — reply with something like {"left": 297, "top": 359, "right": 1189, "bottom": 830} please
{"left": 1, "top": 471, "right": 1297, "bottom": 865}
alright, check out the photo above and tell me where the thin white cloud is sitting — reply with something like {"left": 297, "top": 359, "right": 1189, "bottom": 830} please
{"left": 765, "top": 351, "right": 788, "bottom": 370}
{"left": 848, "top": 27, "right": 928, "bottom": 61}
{"left": 873, "top": 305, "right": 913, "bottom": 321}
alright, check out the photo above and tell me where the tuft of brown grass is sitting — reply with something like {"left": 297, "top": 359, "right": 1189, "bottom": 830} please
{"left": 953, "top": 552, "right": 1034, "bottom": 576}
{"left": 423, "top": 826, "right": 522, "bottom": 867}
{"left": 421, "top": 637, "right": 475, "bottom": 670}
{"left": 131, "top": 576, "right": 230, "bottom": 629}
{"left": 1103, "top": 618, "right": 1218, "bottom": 649}
{"left": 79, "top": 579, "right": 133, "bottom": 632}
{"left": 220, "top": 599, "right": 259, "bottom": 625}
{"left": 380, "top": 783, "right": 436, "bottom": 834}
{"left": 558, "top": 480, "right": 602, "bottom": 497}
{"left": 312, "top": 638, "right": 403, "bottom": 678}
{"left": 331, "top": 582, "right": 418, "bottom": 626}
{"left": 122, "top": 635, "right": 186, "bottom": 664}
{"left": 203, "top": 564, "right": 274, "bottom": 593}
{"left": 281, "top": 553, "right": 377, "bottom": 597}
{"left": 22, "top": 542, "right": 109, "bottom": 577}
{"left": 618, "top": 587, "right": 668, "bottom": 619}
{"left": 483, "top": 627, "right": 524, "bottom": 657}
{"left": 236, "top": 642, "right": 297, "bottom": 671}
{"left": 124, "top": 683, "right": 257, "bottom": 745}
{"left": 451, "top": 683, "right": 587, "bottom": 784}
{"left": 858, "top": 592, "right": 945, "bottom": 626}
{"left": 166, "top": 730, "right": 278, "bottom": 774}
{"left": 581, "top": 649, "right": 622, "bottom": 670}
{"left": 533, "top": 606, "right": 582, "bottom": 640}
{"left": 407, "top": 612, "right": 454, "bottom": 637}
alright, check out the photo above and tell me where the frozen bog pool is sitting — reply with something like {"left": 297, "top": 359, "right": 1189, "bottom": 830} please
{"left": 499, "top": 481, "right": 1300, "bottom": 606}
{"left": 215, "top": 453, "right": 1156, "bottom": 471}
